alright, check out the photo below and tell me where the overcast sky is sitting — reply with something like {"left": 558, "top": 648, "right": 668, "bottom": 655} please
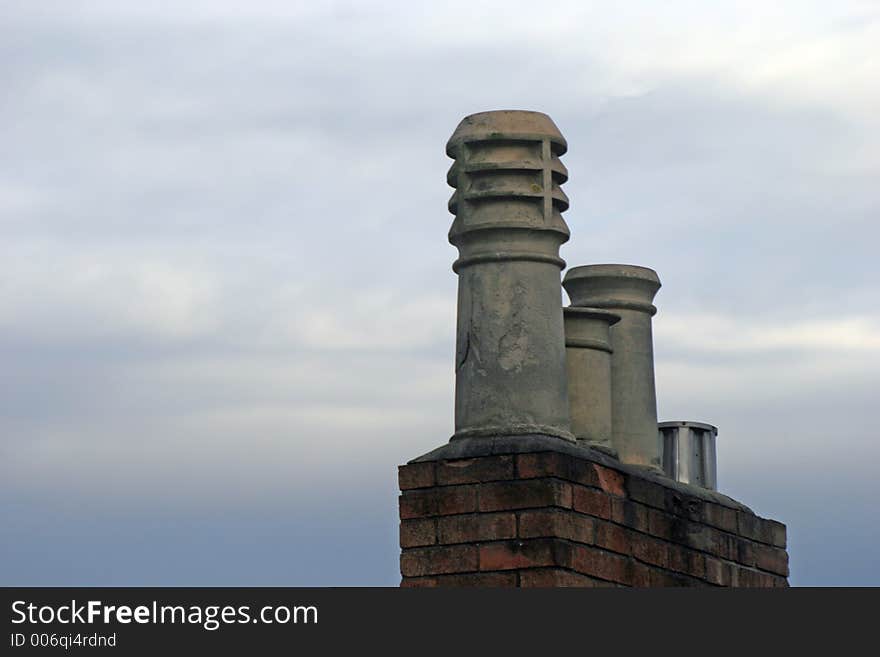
{"left": 2, "top": 1, "right": 878, "bottom": 586}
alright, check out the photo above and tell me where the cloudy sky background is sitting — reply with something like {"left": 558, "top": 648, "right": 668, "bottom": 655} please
{"left": 2, "top": 1, "right": 878, "bottom": 585}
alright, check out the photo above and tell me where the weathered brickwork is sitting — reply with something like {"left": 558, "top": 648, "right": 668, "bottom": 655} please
{"left": 399, "top": 451, "right": 788, "bottom": 587}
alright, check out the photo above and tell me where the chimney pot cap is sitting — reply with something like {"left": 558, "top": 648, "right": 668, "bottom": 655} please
{"left": 447, "top": 110, "right": 567, "bottom": 157}
{"left": 564, "top": 264, "right": 661, "bottom": 311}
{"left": 565, "top": 263, "right": 661, "bottom": 285}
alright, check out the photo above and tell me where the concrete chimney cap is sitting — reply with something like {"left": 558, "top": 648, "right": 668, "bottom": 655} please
{"left": 565, "top": 264, "right": 661, "bottom": 285}
{"left": 446, "top": 110, "right": 568, "bottom": 157}
{"left": 563, "top": 264, "right": 661, "bottom": 313}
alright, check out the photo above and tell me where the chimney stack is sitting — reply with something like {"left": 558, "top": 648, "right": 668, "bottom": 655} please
{"left": 398, "top": 111, "right": 788, "bottom": 588}
{"left": 446, "top": 110, "right": 573, "bottom": 442}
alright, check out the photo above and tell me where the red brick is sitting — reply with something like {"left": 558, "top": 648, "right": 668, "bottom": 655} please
{"left": 720, "top": 533, "right": 739, "bottom": 561}
{"left": 517, "top": 509, "right": 559, "bottom": 538}
{"left": 736, "top": 538, "right": 756, "bottom": 567}
{"left": 478, "top": 479, "right": 572, "bottom": 512}
{"left": 516, "top": 452, "right": 599, "bottom": 487}
{"left": 753, "top": 543, "right": 789, "bottom": 577}
{"left": 629, "top": 561, "right": 653, "bottom": 587}
{"left": 632, "top": 534, "right": 668, "bottom": 568}
{"left": 704, "top": 503, "right": 738, "bottom": 533}
{"left": 401, "top": 544, "right": 478, "bottom": 577}
{"left": 401, "top": 572, "right": 517, "bottom": 587}
{"left": 518, "top": 509, "right": 595, "bottom": 544}
{"left": 520, "top": 568, "right": 617, "bottom": 588}
{"left": 479, "top": 539, "right": 568, "bottom": 571}
{"left": 398, "top": 462, "right": 435, "bottom": 490}
{"left": 400, "top": 518, "right": 436, "bottom": 548}
{"left": 593, "top": 464, "right": 626, "bottom": 496}
{"left": 768, "top": 520, "right": 787, "bottom": 548}
{"left": 626, "top": 477, "right": 666, "bottom": 509}
{"left": 718, "top": 532, "right": 740, "bottom": 561}
{"left": 682, "top": 522, "right": 735, "bottom": 560}
{"left": 646, "top": 507, "right": 674, "bottom": 540}
{"left": 611, "top": 498, "right": 649, "bottom": 532}
{"left": 736, "top": 566, "right": 778, "bottom": 588}
{"left": 737, "top": 511, "right": 760, "bottom": 541}
{"left": 649, "top": 570, "right": 700, "bottom": 587}
{"left": 437, "top": 513, "right": 516, "bottom": 544}
{"left": 666, "top": 491, "right": 704, "bottom": 522}
{"left": 572, "top": 486, "right": 612, "bottom": 519}
{"left": 399, "top": 486, "right": 477, "bottom": 519}
{"left": 668, "top": 547, "right": 705, "bottom": 579}
{"left": 436, "top": 456, "right": 514, "bottom": 486}
{"left": 594, "top": 520, "right": 631, "bottom": 555}
{"left": 737, "top": 511, "right": 777, "bottom": 545}
{"left": 729, "top": 563, "right": 740, "bottom": 586}
{"left": 570, "top": 544, "right": 631, "bottom": 585}
{"left": 704, "top": 557, "right": 731, "bottom": 586}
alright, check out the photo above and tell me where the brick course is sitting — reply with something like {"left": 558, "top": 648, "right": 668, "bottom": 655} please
{"left": 399, "top": 449, "right": 789, "bottom": 587}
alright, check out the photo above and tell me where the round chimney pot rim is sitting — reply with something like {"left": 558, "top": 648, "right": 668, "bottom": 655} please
{"left": 564, "top": 263, "right": 661, "bottom": 285}
{"left": 659, "top": 420, "right": 718, "bottom": 434}
{"left": 563, "top": 306, "right": 621, "bottom": 325}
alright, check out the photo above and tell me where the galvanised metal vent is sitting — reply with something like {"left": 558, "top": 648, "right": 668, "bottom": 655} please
{"left": 659, "top": 421, "right": 718, "bottom": 490}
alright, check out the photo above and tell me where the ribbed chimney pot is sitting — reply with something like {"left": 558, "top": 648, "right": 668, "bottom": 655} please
{"left": 446, "top": 110, "right": 573, "bottom": 442}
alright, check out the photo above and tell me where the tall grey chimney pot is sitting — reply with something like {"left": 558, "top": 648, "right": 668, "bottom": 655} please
{"left": 563, "top": 264, "right": 662, "bottom": 468}
{"left": 446, "top": 110, "right": 573, "bottom": 442}
{"left": 563, "top": 307, "right": 620, "bottom": 454}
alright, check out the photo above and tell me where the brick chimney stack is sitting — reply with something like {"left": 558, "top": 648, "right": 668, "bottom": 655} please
{"left": 398, "top": 110, "right": 789, "bottom": 587}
